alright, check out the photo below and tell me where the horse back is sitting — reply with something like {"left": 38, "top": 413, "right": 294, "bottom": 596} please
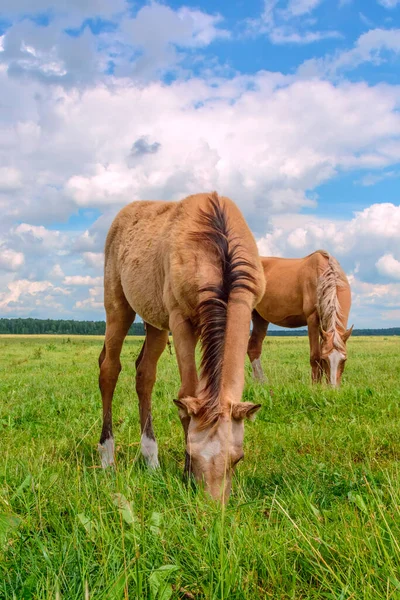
{"left": 103, "top": 194, "right": 264, "bottom": 330}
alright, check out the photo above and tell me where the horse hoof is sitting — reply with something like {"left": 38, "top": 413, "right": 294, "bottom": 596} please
{"left": 141, "top": 435, "right": 160, "bottom": 469}
{"left": 98, "top": 438, "right": 115, "bottom": 468}
{"left": 251, "top": 359, "right": 266, "bottom": 383}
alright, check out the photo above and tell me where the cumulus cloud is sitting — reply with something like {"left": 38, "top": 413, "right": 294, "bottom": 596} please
{"left": 348, "top": 276, "right": 400, "bottom": 326}
{"left": 256, "top": 202, "right": 400, "bottom": 324}
{"left": 0, "top": 167, "right": 23, "bottom": 192}
{"left": 82, "top": 252, "right": 104, "bottom": 270}
{"left": 0, "top": 1, "right": 229, "bottom": 85}
{"left": 0, "top": 0, "right": 126, "bottom": 21}
{"left": 257, "top": 203, "right": 400, "bottom": 262}
{"left": 376, "top": 253, "right": 400, "bottom": 280}
{"left": 0, "top": 246, "right": 25, "bottom": 271}
{"left": 116, "top": 3, "right": 229, "bottom": 79}
{"left": 0, "top": 279, "right": 68, "bottom": 313}
{"left": 47, "top": 75, "right": 400, "bottom": 234}
{"left": 50, "top": 264, "right": 64, "bottom": 278}
{"left": 74, "top": 286, "right": 103, "bottom": 311}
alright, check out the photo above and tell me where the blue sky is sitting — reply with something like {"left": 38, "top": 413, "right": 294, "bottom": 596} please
{"left": 0, "top": 0, "right": 399, "bottom": 327}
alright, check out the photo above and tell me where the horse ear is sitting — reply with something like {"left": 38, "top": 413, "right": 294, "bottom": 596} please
{"left": 173, "top": 397, "right": 201, "bottom": 418}
{"left": 342, "top": 324, "right": 354, "bottom": 343}
{"left": 231, "top": 402, "right": 261, "bottom": 422}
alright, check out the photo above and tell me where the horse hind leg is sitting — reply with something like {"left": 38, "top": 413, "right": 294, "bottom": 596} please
{"left": 98, "top": 293, "right": 135, "bottom": 468}
{"left": 248, "top": 311, "right": 268, "bottom": 382}
{"left": 135, "top": 323, "right": 169, "bottom": 468}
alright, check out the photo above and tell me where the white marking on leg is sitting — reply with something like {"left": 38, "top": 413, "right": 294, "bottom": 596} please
{"left": 200, "top": 440, "right": 221, "bottom": 463}
{"left": 98, "top": 437, "right": 115, "bottom": 468}
{"left": 141, "top": 434, "right": 159, "bottom": 469}
{"left": 329, "top": 349, "right": 344, "bottom": 387}
{"left": 251, "top": 358, "right": 266, "bottom": 382}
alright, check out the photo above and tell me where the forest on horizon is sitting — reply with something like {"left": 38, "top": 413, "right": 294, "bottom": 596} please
{"left": 0, "top": 318, "right": 398, "bottom": 337}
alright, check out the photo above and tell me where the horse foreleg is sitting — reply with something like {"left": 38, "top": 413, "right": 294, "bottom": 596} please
{"left": 135, "top": 324, "right": 168, "bottom": 468}
{"left": 169, "top": 310, "right": 198, "bottom": 479}
{"left": 248, "top": 310, "right": 269, "bottom": 382}
{"left": 307, "top": 313, "right": 322, "bottom": 384}
{"left": 98, "top": 297, "right": 135, "bottom": 468}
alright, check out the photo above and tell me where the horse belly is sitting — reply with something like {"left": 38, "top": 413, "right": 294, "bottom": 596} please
{"left": 120, "top": 264, "right": 169, "bottom": 330}
{"left": 273, "top": 315, "right": 307, "bottom": 328}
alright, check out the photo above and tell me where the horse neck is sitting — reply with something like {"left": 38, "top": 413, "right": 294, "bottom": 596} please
{"left": 219, "top": 292, "right": 253, "bottom": 406}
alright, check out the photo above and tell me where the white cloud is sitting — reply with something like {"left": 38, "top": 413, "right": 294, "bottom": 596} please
{"left": 376, "top": 253, "right": 400, "bottom": 280}
{"left": 64, "top": 275, "right": 103, "bottom": 286}
{"left": 358, "top": 171, "right": 397, "bottom": 186}
{"left": 0, "top": 279, "right": 53, "bottom": 310}
{"left": 75, "top": 286, "right": 104, "bottom": 311}
{"left": 269, "top": 29, "right": 340, "bottom": 43}
{"left": 257, "top": 203, "right": 400, "bottom": 258}
{"left": 285, "top": 0, "right": 324, "bottom": 17}
{"left": 50, "top": 264, "right": 64, "bottom": 278}
{"left": 298, "top": 28, "right": 400, "bottom": 77}
{"left": 12, "top": 224, "right": 67, "bottom": 254}
{"left": 82, "top": 252, "right": 104, "bottom": 270}
{"left": 0, "top": 0, "right": 126, "bottom": 20}
{"left": 0, "top": 245, "right": 24, "bottom": 271}
{"left": 47, "top": 75, "right": 400, "bottom": 232}
{"left": 378, "top": 0, "right": 400, "bottom": 8}
{"left": 348, "top": 276, "right": 400, "bottom": 325}
{"left": 0, "top": 167, "right": 23, "bottom": 192}
{"left": 247, "top": 0, "right": 339, "bottom": 45}
{"left": 256, "top": 202, "right": 400, "bottom": 325}
{"left": 0, "top": 2, "right": 229, "bottom": 85}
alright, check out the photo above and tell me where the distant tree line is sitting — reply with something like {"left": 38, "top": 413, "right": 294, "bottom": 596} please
{"left": 0, "top": 318, "right": 399, "bottom": 337}
{"left": 0, "top": 318, "right": 145, "bottom": 335}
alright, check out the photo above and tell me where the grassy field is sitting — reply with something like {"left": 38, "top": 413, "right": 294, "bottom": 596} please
{"left": 0, "top": 335, "right": 400, "bottom": 599}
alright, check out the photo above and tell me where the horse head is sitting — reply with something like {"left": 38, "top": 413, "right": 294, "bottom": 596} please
{"left": 320, "top": 325, "right": 353, "bottom": 387}
{"left": 174, "top": 397, "right": 260, "bottom": 503}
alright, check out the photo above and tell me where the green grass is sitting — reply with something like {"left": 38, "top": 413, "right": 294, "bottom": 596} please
{"left": 0, "top": 335, "right": 400, "bottom": 599}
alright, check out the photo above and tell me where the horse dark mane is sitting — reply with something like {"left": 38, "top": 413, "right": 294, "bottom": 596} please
{"left": 191, "top": 192, "right": 257, "bottom": 429}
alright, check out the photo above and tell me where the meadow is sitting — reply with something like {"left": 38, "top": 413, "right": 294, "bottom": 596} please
{"left": 0, "top": 334, "right": 400, "bottom": 599}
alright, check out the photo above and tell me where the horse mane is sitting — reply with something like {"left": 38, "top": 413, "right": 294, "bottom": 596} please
{"left": 316, "top": 250, "right": 348, "bottom": 351}
{"left": 191, "top": 192, "right": 257, "bottom": 429}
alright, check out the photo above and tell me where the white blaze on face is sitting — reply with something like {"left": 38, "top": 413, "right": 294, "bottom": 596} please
{"left": 98, "top": 437, "right": 115, "bottom": 468}
{"left": 200, "top": 439, "right": 221, "bottom": 463}
{"left": 329, "top": 349, "right": 345, "bottom": 386}
{"left": 141, "top": 434, "right": 159, "bottom": 469}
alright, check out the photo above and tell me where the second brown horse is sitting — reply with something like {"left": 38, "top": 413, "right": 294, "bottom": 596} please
{"left": 248, "top": 250, "right": 353, "bottom": 387}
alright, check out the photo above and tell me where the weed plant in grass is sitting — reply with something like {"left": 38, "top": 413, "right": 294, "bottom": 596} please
{"left": 0, "top": 335, "right": 400, "bottom": 599}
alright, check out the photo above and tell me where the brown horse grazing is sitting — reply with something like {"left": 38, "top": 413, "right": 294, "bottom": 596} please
{"left": 247, "top": 250, "right": 353, "bottom": 387}
{"left": 98, "top": 192, "right": 265, "bottom": 502}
